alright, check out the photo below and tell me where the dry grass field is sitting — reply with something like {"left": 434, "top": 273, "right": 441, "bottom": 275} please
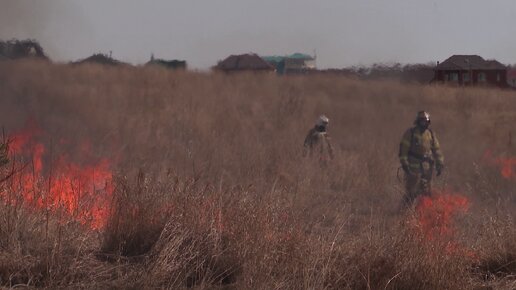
{"left": 0, "top": 60, "right": 515, "bottom": 289}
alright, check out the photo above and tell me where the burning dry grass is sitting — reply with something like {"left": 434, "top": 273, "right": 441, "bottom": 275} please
{"left": 0, "top": 60, "right": 515, "bottom": 289}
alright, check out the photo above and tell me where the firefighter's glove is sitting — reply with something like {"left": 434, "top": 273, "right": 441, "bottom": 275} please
{"left": 401, "top": 164, "right": 411, "bottom": 175}
{"left": 436, "top": 164, "right": 444, "bottom": 176}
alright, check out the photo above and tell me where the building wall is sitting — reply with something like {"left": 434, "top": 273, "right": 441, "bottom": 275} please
{"left": 509, "top": 78, "right": 516, "bottom": 87}
{"left": 507, "top": 70, "right": 516, "bottom": 87}
{"left": 304, "top": 59, "right": 316, "bottom": 69}
{"left": 435, "top": 69, "right": 507, "bottom": 87}
{"left": 484, "top": 70, "right": 507, "bottom": 86}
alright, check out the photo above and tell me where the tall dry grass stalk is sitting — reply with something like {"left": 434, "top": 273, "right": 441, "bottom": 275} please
{"left": 0, "top": 60, "right": 514, "bottom": 289}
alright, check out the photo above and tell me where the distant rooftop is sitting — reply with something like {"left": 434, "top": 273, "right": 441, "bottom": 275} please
{"left": 262, "top": 53, "right": 315, "bottom": 63}
{"left": 215, "top": 53, "right": 274, "bottom": 71}
{"left": 73, "top": 53, "right": 127, "bottom": 66}
{"left": 436, "top": 55, "right": 506, "bottom": 70}
{"left": 146, "top": 57, "right": 187, "bottom": 69}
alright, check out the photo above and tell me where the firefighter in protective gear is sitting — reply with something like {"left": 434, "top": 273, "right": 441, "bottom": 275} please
{"left": 399, "top": 111, "right": 444, "bottom": 207}
{"left": 303, "top": 115, "right": 334, "bottom": 161}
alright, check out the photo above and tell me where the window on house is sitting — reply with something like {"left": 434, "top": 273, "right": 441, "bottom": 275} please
{"left": 478, "top": 72, "right": 487, "bottom": 82}
{"left": 497, "top": 73, "right": 501, "bottom": 82}
{"left": 463, "top": 72, "right": 470, "bottom": 82}
{"left": 448, "top": 72, "right": 459, "bottom": 82}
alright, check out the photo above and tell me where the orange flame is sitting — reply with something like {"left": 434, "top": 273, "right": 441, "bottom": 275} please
{"left": 415, "top": 190, "right": 469, "bottom": 241}
{"left": 497, "top": 158, "right": 516, "bottom": 179}
{"left": 483, "top": 149, "right": 516, "bottom": 179}
{"left": 1, "top": 124, "right": 113, "bottom": 230}
{"left": 413, "top": 189, "right": 476, "bottom": 258}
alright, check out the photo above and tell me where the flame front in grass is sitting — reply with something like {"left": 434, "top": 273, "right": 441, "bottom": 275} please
{"left": 413, "top": 190, "right": 478, "bottom": 259}
{"left": 415, "top": 190, "right": 469, "bottom": 241}
{"left": 2, "top": 124, "right": 113, "bottom": 230}
{"left": 46, "top": 157, "right": 114, "bottom": 229}
{"left": 496, "top": 158, "right": 516, "bottom": 179}
{"left": 483, "top": 149, "right": 516, "bottom": 179}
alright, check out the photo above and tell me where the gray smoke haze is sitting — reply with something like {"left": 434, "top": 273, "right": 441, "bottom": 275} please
{"left": 0, "top": 1, "right": 47, "bottom": 36}
{"left": 0, "top": 0, "right": 90, "bottom": 60}
{"left": 0, "top": 0, "right": 56, "bottom": 56}
{"left": 2, "top": 0, "right": 516, "bottom": 68}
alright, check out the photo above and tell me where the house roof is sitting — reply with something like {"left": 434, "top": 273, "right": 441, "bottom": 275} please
{"left": 285, "top": 58, "right": 307, "bottom": 66}
{"left": 262, "top": 56, "right": 284, "bottom": 63}
{"left": 436, "top": 55, "right": 506, "bottom": 70}
{"left": 215, "top": 54, "right": 274, "bottom": 71}
{"left": 146, "top": 58, "right": 187, "bottom": 69}
{"left": 73, "top": 53, "right": 127, "bottom": 66}
{"left": 288, "top": 53, "right": 315, "bottom": 60}
{"left": 262, "top": 53, "right": 315, "bottom": 63}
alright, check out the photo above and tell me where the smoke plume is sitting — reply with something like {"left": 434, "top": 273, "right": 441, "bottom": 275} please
{"left": 0, "top": 0, "right": 86, "bottom": 60}
{"left": 0, "top": 0, "right": 50, "bottom": 39}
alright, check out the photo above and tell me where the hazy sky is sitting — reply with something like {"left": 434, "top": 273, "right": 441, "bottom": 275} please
{"left": 2, "top": 0, "right": 516, "bottom": 69}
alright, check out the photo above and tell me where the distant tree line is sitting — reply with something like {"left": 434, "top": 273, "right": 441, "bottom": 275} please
{"left": 0, "top": 39, "right": 47, "bottom": 60}
{"left": 307, "top": 62, "right": 436, "bottom": 84}
{"left": 0, "top": 39, "right": 435, "bottom": 82}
